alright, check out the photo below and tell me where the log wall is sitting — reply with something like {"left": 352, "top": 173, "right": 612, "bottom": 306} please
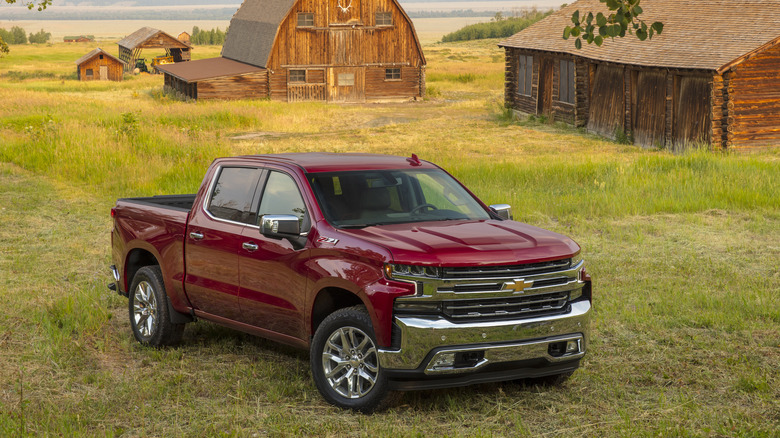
{"left": 195, "top": 71, "right": 269, "bottom": 100}
{"left": 725, "top": 43, "right": 780, "bottom": 149}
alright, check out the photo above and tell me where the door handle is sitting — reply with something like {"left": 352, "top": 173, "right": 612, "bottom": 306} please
{"left": 189, "top": 232, "right": 204, "bottom": 240}
{"left": 242, "top": 242, "right": 259, "bottom": 251}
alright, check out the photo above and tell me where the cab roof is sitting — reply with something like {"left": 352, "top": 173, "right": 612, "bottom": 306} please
{"left": 230, "top": 153, "right": 439, "bottom": 173}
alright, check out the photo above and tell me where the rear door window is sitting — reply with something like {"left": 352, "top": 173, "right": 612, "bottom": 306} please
{"left": 207, "top": 167, "right": 263, "bottom": 224}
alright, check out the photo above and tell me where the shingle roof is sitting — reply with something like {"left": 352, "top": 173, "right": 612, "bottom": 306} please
{"left": 498, "top": 0, "right": 780, "bottom": 73}
{"left": 156, "top": 57, "right": 265, "bottom": 81}
{"left": 221, "top": 0, "right": 298, "bottom": 68}
{"left": 75, "top": 48, "right": 126, "bottom": 66}
{"left": 117, "top": 27, "right": 191, "bottom": 51}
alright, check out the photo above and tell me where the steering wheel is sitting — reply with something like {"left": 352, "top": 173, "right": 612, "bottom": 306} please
{"left": 410, "top": 203, "right": 439, "bottom": 215}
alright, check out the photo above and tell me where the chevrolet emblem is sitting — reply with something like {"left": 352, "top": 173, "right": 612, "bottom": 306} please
{"left": 503, "top": 279, "right": 534, "bottom": 293}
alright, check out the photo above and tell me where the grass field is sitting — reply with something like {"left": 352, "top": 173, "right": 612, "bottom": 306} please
{"left": 0, "top": 38, "right": 779, "bottom": 437}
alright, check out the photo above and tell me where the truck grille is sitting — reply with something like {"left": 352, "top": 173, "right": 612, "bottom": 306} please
{"left": 442, "top": 259, "right": 571, "bottom": 280}
{"left": 442, "top": 291, "right": 570, "bottom": 321}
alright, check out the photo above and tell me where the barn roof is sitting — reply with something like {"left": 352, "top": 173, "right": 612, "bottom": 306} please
{"left": 499, "top": 0, "right": 780, "bottom": 73}
{"left": 221, "top": 0, "right": 298, "bottom": 68}
{"left": 117, "top": 27, "right": 191, "bottom": 50}
{"left": 156, "top": 57, "right": 264, "bottom": 82}
{"left": 75, "top": 48, "right": 126, "bottom": 66}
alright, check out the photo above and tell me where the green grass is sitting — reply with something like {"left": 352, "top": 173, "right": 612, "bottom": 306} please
{"left": 0, "top": 41, "right": 779, "bottom": 436}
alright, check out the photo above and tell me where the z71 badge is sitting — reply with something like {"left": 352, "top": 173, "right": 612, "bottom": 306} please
{"left": 317, "top": 236, "right": 339, "bottom": 245}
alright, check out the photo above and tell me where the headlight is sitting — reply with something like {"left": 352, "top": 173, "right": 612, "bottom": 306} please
{"left": 570, "top": 252, "right": 584, "bottom": 268}
{"left": 385, "top": 263, "right": 442, "bottom": 280}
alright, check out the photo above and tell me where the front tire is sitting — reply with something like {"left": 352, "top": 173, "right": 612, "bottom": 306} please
{"left": 310, "top": 306, "right": 394, "bottom": 413}
{"left": 128, "top": 265, "right": 184, "bottom": 347}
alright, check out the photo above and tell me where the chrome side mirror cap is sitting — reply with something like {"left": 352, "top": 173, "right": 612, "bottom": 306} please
{"left": 489, "top": 204, "right": 513, "bottom": 220}
{"left": 260, "top": 214, "right": 301, "bottom": 238}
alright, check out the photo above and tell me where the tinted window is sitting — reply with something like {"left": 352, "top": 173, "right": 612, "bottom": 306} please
{"left": 258, "top": 171, "right": 308, "bottom": 224}
{"left": 208, "top": 167, "right": 262, "bottom": 224}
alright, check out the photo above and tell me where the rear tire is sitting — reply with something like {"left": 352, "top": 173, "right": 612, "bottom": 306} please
{"left": 310, "top": 306, "right": 395, "bottom": 413}
{"left": 128, "top": 265, "right": 184, "bottom": 347}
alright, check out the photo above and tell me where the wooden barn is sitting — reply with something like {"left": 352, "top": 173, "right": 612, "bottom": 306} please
{"left": 499, "top": 0, "right": 780, "bottom": 150}
{"left": 117, "top": 27, "right": 192, "bottom": 72}
{"left": 75, "top": 48, "right": 126, "bottom": 82}
{"left": 157, "top": 0, "right": 426, "bottom": 102}
{"left": 65, "top": 35, "right": 95, "bottom": 43}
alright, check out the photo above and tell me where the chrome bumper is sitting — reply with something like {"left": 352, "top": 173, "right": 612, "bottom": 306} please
{"left": 378, "top": 300, "right": 590, "bottom": 374}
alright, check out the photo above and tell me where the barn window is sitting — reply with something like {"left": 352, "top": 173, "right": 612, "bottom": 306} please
{"left": 559, "top": 60, "right": 575, "bottom": 104}
{"left": 376, "top": 12, "right": 392, "bottom": 26}
{"left": 289, "top": 70, "right": 306, "bottom": 83}
{"left": 385, "top": 68, "right": 401, "bottom": 80}
{"left": 338, "top": 73, "right": 355, "bottom": 86}
{"left": 99, "top": 54, "right": 104, "bottom": 60}
{"left": 85, "top": 68, "right": 94, "bottom": 77}
{"left": 297, "top": 13, "right": 314, "bottom": 27}
{"left": 517, "top": 54, "right": 533, "bottom": 96}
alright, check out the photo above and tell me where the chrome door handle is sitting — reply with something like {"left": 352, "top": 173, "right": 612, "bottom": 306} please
{"left": 242, "top": 242, "right": 259, "bottom": 251}
{"left": 189, "top": 232, "right": 204, "bottom": 240}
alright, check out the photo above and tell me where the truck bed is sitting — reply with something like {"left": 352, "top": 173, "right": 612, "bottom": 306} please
{"left": 117, "top": 194, "right": 196, "bottom": 212}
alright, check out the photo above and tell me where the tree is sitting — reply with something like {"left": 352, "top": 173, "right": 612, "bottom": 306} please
{"left": 563, "top": 0, "right": 663, "bottom": 49}
{"left": 2, "top": 0, "right": 51, "bottom": 56}
{"left": 11, "top": 26, "right": 27, "bottom": 44}
{"left": 29, "top": 28, "right": 51, "bottom": 44}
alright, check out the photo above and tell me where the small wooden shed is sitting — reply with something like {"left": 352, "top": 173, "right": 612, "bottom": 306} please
{"left": 75, "top": 48, "right": 126, "bottom": 82}
{"left": 117, "top": 27, "right": 192, "bottom": 72}
{"left": 157, "top": 0, "right": 426, "bottom": 102}
{"left": 499, "top": 0, "right": 780, "bottom": 150}
{"left": 65, "top": 35, "right": 95, "bottom": 43}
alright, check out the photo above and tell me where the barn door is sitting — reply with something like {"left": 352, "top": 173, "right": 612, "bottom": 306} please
{"left": 588, "top": 65, "right": 625, "bottom": 138}
{"left": 328, "top": 67, "right": 365, "bottom": 102}
{"left": 631, "top": 71, "right": 666, "bottom": 147}
{"left": 99, "top": 65, "right": 108, "bottom": 81}
{"left": 537, "top": 58, "right": 553, "bottom": 116}
{"left": 674, "top": 76, "right": 711, "bottom": 148}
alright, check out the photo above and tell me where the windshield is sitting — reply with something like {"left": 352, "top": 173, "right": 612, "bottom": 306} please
{"left": 307, "top": 168, "right": 491, "bottom": 228}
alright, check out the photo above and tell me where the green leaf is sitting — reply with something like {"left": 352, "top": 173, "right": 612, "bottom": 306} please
{"left": 572, "top": 10, "right": 580, "bottom": 25}
{"left": 586, "top": 12, "right": 594, "bottom": 23}
{"left": 596, "top": 12, "right": 607, "bottom": 27}
{"left": 571, "top": 27, "right": 581, "bottom": 37}
{"left": 594, "top": 35, "right": 604, "bottom": 46}
{"left": 599, "top": 25, "right": 609, "bottom": 37}
{"left": 575, "top": 38, "right": 582, "bottom": 49}
{"left": 564, "top": 26, "right": 572, "bottom": 39}
{"left": 632, "top": 5, "right": 643, "bottom": 16}
{"left": 652, "top": 21, "right": 664, "bottom": 34}
{"left": 636, "top": 28, "right": 647, "bottom": 40}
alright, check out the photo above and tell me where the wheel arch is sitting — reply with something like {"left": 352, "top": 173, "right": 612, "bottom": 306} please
{"left": 310, "top": 287, "right": 367, "bottom": 338}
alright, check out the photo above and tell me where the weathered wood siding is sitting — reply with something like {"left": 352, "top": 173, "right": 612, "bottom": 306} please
{"left": 268, "top": 0, "right": 424, "bottom": 101}
{"left": 364, "top": 66, "right": 421, "bottom": 100}
{"left": 503, "top": 48, "right": 537, "bottom": 115}
{"left": 504, "top": 49, "right": 575, "bottom": 124}
{"left": 588, "top": 64, "right": 624, "bottom": 138}
{"left": 78, "top": 55, "right": 124, "bottom": 81}
{"left": 726, "top": 43, "right": 780, "bottom": 149}
{"left": 673, "top": 75, "right": 711, "bottom": 147}
{"left": 191, "top": 72, "right": 269, "bottom": 100}
{"left": 631, "top": 70, "right": 667, "bottom": 147}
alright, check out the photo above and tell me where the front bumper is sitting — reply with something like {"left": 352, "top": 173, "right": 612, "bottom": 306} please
{"left": 377, "top": 300, "right": 590, "bottom": 376}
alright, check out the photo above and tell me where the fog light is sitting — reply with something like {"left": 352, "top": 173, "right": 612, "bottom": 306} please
{"left": 566, "top": 340, "right": 580, "bottom": 354}
{"left": 430, "top": 352, "right": 455, "bottom": 370}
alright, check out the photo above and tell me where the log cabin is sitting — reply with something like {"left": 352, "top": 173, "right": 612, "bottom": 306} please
{"left": 75, "top": 48, "right": 126, "bottom": 82}
{"left": 157, "top": 0, "right": 426, "bottom": 102}
{"left": 499, "top": 0, "right": 780, "bottom": 150}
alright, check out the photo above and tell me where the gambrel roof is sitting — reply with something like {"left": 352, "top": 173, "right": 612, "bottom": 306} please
{"left": 499, "top": 0, "right": 780, "bottom": 73}
{"left": 221, "top": 0, "right": 298, "bottom": 68}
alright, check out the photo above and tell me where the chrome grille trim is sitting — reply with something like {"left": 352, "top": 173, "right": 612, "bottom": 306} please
{"left": 441, "top": 259, "right": 572, "bottom": 280}
{"left": 394, "top": 259, "right": 585, "bottom": 322}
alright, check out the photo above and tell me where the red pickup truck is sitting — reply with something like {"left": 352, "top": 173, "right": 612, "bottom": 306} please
{"left": 110, "top": 153, "right": 591, "bottom": 412}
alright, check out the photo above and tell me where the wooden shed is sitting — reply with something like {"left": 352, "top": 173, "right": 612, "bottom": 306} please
{"left": 499, "top": 0, "right": 780, "bottom": 150}
{"left": 157, "top": 0, "right": 426, "bottom": 102}
{"left": 117, "top": 27, "right": 192, "bottom": 72}
{"left": 75, "top": 48, "right": 126, "bottom": 82}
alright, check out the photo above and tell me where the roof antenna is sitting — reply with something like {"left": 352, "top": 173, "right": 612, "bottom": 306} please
{"left": 406, "top": 153, "right": 422, "bottom": 166}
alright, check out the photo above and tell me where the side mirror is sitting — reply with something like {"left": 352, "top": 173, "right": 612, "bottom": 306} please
{"left": 260, "top": 214, "right": 301, "bottom": 238}
{"left": 489, "top": 204, "right": 513, "bottom": 220}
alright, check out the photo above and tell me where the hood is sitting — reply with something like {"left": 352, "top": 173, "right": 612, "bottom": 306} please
{"left": 338, "top": 220, "right": 579, "bottom": 266}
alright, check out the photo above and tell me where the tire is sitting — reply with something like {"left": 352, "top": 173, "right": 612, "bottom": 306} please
{"left": 128, "top": 265, "right": 184, "bottom": 347}
{"left": 310, "top": 306, "right": 395, "bottom": 413}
